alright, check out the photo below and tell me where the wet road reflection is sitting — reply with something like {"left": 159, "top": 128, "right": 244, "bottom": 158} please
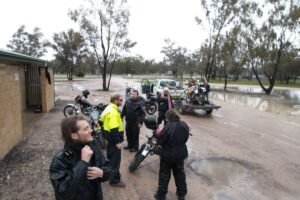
{"left": 210, "top": 87, "right": 300, "bottom": 116}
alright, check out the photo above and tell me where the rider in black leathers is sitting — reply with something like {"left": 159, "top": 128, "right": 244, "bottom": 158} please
{"left": 49, "top": 116, "right": 111, "bottom": 200}
{"left": 49, "top": 140, "right": 111, "bottom": 200}
{"left": 156, "top": 88, "right": 174, "bottom": 126}
{"left": 121, "top": 89, "right": 146, "bottom": 152}
{"left": 154, "top": 109, "right": 190, "bottom": 200}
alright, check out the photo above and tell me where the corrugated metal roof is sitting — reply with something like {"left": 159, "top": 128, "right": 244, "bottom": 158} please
{"left": 0, "top": 48, "right": 50, "bottom": 67}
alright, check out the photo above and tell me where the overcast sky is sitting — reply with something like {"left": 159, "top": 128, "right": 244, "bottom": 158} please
{"left": 0, "top": 0, "right": 207, "bottom": 62}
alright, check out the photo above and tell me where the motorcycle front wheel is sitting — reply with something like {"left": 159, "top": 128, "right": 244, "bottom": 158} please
{"left": 129, "top": 154, "right": 146, "bottom": 172}
{"left": 63, "top": 105, "right": 78, "bottom": 117}
{"left": 128, "top": 144, "right": 147, "bottom": 172}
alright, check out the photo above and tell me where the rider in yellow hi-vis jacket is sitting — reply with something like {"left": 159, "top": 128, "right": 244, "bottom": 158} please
{"left": 100, "top": 93, "right": 126, "bottom": 188}
{"left": 100, "top": 104, "right": 123, "bottom": 133}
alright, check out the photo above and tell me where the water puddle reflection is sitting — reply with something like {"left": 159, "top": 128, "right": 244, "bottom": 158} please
{"left": 210, "top": 86, "right": 300, "bottom": 116}
{"left": 189, "top": 158, "right": 247, "bottom": 185}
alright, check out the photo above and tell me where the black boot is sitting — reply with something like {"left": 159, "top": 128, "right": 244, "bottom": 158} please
{"left": 178, "top": 195, "right": 185, "bottom": 200}
{"left": 154, "top": 193, "right": 166, "bottom": 200}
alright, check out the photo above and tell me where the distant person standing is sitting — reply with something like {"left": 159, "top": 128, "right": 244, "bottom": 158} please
{"left": 49, "top": 115, "right": 111, "bottom": 200}
{"left": 100, "top": 93, "right": 126, "bottom": 188}
{"left": 157, "top": 87, "right": 174, "bottom": 126}
{"left": 186, "top": 79, "right": 196, "bottom": 103}
{"left": 121, "top": 89, "right": 146, "bottom": 152}
{"left": 203, "top": 78, "right": 210, "bottom": 103}
{"left": 154, "top": 109, "right": 190, "bottom": 200}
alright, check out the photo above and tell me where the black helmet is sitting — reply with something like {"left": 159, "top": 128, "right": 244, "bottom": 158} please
{"left": 144, "top": 115, "right": 158, "bottom": 130}
{"left": 82, "top": 89, "right": 90, "bottom": 98}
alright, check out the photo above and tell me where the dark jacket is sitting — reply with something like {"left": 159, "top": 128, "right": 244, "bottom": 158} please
{"left": 121, "top": 97, "right": 146, "bottom": 124}
{"left": 156, "top": 120, "right": 189, "bottom": 162}
{"left": 49, "top": 140, "right": 111, "bottom": 200}
{"left": 156, "top": 94, "right": 174, "bottom": 112}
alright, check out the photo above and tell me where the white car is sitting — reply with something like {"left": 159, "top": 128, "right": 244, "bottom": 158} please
{"left": 152, "top": 79, "right": 185, "bottom": 98}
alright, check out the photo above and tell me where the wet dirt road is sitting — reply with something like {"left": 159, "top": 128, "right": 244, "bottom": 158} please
{"left": 0, "top": 76, "right": 299, "bottom": 200}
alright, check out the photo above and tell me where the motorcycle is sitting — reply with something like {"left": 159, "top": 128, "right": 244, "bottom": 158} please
{"left": 144, "top": 93, "right": 158, "bottom": 115}
{"left": 89, "top": 109, "right": 107, "bottom": 150}
{"left": 186, "top": 84, "right": 208, "bottom": 105}
{"left": 128, "top": 115, "right": 161, "bottom": 172}
{"left": 63, "top": 89, "right": 107, "bottom": 117}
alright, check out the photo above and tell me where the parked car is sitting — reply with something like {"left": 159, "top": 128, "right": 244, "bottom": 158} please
{"left": 152, "top": 79, "right": 185, "bottom": 99}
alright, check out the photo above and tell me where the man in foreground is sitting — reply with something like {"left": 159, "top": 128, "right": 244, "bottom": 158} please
{"left": 49, "top": 115, "right": 111, "bottom": 200}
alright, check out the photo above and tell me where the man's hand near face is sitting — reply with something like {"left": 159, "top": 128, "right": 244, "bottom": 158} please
{"left": 81, "top": 145, "right": 93, "bottom": 163}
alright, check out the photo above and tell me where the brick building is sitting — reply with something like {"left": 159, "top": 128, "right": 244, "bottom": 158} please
{"left": 0, "top": 49, "right": 54, "bottom": 159}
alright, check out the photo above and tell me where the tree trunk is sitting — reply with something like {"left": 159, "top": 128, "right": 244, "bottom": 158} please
{"left": 107, "top": 60, "right": 116, "bottom": 91}
{"left": 223, "top": 65, "right": 228, "bottom": 90}
{"left": 70, "top": 65, "right": 74, "bottom": 81}
{"left": 248, "top": 68, "right": 253, "bottom": 80}
{"left": 224, "top": 75, "right": 228, "bottom": 90}
{"left": 102, "top": 60, "right": 108, "bottom": 91}
{"left": 252, "top": 67, "right": 268, "bottom": 94}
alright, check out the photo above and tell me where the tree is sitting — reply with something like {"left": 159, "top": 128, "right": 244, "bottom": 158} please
{"left": 161, "top": 39, "right": 188, "bottom": 78}
{"left": 7, "top": 25, "right": 49, "bottom": 57}
{"left": 218, "top": 24, "right": 248, "bottom": 89}
{"left": 52, "top": 29, "right": 88, "bottom": 80}
{"left": 69, "top": 0, "right": 136, "bottom": 91}
{"left": 196, "top": 0, "right": 242, "bottom": 81}
{"left": 278, "top": 56, "right": 300, "bottom": 84}
{"left": 85, "top": 53, "right": 99, "bottom": 75}
{"left": 245, "top": 0, "right": 299, "bottom": 94}
{"left": 173, "top": 48, "right": 188, "bottom": 80}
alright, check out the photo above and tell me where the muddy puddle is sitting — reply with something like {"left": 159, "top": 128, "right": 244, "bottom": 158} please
{"left": 188, "top": 158, "right": 248, "bottom": 185}
{"left": 213, "top": 193, "right": 237, "bottom": 200}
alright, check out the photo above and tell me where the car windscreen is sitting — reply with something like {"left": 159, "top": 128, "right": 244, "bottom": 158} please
{"left": 160, "top": 81, "right": 176, "bottom": 88}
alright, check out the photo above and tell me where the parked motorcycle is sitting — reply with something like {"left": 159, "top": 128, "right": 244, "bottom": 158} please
{"left": 186, "top": 84, "right": 208, "bottom": 105}
{"left": 63, "top": 89, "right": 107, "bottom": 117}
{"left": 144, "top": 93, "right": 158, "bottom": 115}
{"left": 128, "top": 115, "right": 161, "bottom": 172}
{"left": 89, "top": 109, "right": 107, "bottom": 150}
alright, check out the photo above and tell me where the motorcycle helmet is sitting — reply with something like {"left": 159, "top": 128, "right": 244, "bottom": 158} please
{"left": 144, "top": 115, "right": 158, "bottom": 130}
{"left": 82, "top": 89, "right": 90, "bottom": 98}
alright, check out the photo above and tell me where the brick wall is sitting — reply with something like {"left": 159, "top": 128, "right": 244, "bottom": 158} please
{"left": 0, "top": 63, "right": 22, "bottom": 159}
{"left": 19, "top": 67, "right": 26, "bottom": 111}
{"left": 40, "top": 68, "right": 54, "bottom": 112}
